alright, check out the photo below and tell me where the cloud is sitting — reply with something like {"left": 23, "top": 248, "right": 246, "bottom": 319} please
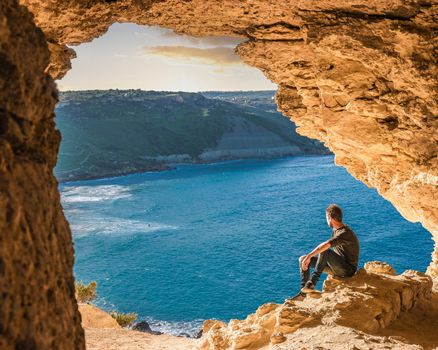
{"left": 143, "top": 45, "right": 245, "bottom": 67}
{"left": 133, "top": 26, "right": 245, "bottom": 47}
{"left": 159, "top": 31, "right": 245, "bottom": 47}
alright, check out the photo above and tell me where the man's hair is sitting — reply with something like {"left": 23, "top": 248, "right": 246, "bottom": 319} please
{"left": 326, "top": 204, "right": 343, "bottom": 222}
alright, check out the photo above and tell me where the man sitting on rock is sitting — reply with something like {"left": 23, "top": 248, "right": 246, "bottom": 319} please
{"left": 291, "top": 204, "right": 360, "bottom": 299}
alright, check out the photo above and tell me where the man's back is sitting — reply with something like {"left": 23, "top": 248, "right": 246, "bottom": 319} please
{"left": 328, "top": 225, "right": 360, "bottom": 269}
{"left": 296, "top": 205, "right": 359, "bottom": 296}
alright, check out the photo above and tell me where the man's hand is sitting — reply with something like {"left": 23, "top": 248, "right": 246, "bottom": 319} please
{"left": 301, "top": 240, "right": 332, "bottom": 271}
{"left": 301, "top": 255, "right": 311, "bottom": 271}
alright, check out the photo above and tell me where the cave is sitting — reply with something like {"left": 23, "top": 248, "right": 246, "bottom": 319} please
{"left": 0, "top": 0, "right": 436, "bottom": 349}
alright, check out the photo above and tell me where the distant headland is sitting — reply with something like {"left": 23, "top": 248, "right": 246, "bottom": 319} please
{"left": 54, "top": 89, "right": 330, "bottom": 182}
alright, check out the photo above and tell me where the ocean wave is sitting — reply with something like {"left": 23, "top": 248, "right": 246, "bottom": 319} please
{"left": 135, "top": 317, "right": 205, "bottom": 338}
{"left": 61, "top": 185, "right": 132, "bottom": 203}
{"left": 69, "top": 217, "right": 178, "bottom": 236}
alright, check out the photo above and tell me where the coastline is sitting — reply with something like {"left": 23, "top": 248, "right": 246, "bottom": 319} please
{"left": 79, "top": 303, "right": 198, "bottom": 349}
{"left": 56, "top": 153, "right": 333, "bottom": 185}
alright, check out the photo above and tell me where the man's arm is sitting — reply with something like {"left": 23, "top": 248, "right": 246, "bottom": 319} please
{"left": 302, "top": 240, "right": 331, "bottom": 270}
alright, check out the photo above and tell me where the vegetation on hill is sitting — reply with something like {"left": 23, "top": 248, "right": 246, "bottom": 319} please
{"left": 55, "top": 89, "right": 329, "bottom": 182}
{"left": 75, "top": 280, "right": 97, "bottom": 303}
{"left": 109, "top": 311, "right": 138, "bottom": 327}
{"left": 74, "top": 279, "right": 137, "bottom": 328}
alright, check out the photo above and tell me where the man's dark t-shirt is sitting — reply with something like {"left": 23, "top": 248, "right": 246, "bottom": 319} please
{"left": 327, "top": 225, "right": 360, "bottom": 269}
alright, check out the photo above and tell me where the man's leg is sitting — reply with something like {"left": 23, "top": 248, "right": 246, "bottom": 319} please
{"left": 310, "top": 249, "right": 355, "bottom": 285}
{"left": 299, "top": 255, "right": 317, "bottom": 288}
{"left": 325, "top": 250, "right": 356, "bottom": 278}
{"left": 287, "top": 255, "right": 319, "bottom": 300}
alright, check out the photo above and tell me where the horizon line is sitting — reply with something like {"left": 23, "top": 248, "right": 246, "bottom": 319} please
{"left": 57, "top": 88, "right": 278, "bottom": 93}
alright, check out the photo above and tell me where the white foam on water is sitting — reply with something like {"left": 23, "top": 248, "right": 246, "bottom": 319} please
{"left": 60, "top": 184, "right": 177, "bottom": 237}
{"left": 69, "top": 217, "right": 178, "bottom": 237}
{"left": 93, "top": 297, "right": 118, "bottom": 312}
{"left": 136, "top": 317, "right": 205, "bottom": 338}
{"left": 93, "top": 299, "right": 204, "bottom": 338}
{"left": 61, "top": 185, "right": 132, "bottom": 203}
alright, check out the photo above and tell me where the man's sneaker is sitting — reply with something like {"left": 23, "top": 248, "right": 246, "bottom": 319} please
{"left": 284, "top": 291, "right": 306, "bottom": 302}
{"left": 301, "top": 280, "right": 315, "bottom": 293}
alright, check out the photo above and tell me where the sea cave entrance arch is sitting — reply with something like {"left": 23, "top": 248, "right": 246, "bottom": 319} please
{"left": 1, "top": 0, "right": 437, "bottom": 348}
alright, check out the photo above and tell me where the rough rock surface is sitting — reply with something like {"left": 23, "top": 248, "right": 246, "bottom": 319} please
{"left": 78, "top": 304, "right": 121, "bottom": 329}
{"left": 198, "top": 263, "right": 433, "bottom": 349}
{"left": 84, "top": 328, "right": 196, "bottom": 350}
{"left": 0, "top": 0, "right": 84, "bottom": 349}
{"left": 19, "top": 0, "right": 438, "bottom": 281}
{"left": 364, "top": 261, "right": 397, "bottom": 275}
{"left": 265, "top": 325, "right": 424, "bottom": 350}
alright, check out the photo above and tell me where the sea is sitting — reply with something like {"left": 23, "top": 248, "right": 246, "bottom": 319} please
{"left": 58, "top": 155, "right": 433, "bottom": 337}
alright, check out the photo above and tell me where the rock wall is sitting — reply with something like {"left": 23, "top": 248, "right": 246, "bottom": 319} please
{"left": 0, "top": 0, "right": 85, "bottom": 349}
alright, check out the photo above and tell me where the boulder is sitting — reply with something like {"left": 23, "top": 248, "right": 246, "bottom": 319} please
{"left": 364, "top": 261, "right": 397, "bottom": 275}
{"left": 132, "top": 321, "right": 163, "bottom": 335}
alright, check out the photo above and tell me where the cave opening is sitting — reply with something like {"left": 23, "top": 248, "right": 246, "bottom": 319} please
{"left": 2, "top": 1, "right": 437, "bottom": 348}
{"left": 53, "top": 22, "right": 433, "bottom": 338}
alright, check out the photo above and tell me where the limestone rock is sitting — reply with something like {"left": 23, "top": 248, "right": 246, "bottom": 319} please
{"left": 198, "top": 264, "right": 432, "bottom": 349}
{"left": 78, "top": 304, "right": 121, "bottom": 329}
{"left": 364, "top": 261, "right": 397, "bottom": 275}
{"left": 270, "top": 332, "right": 287, "bottom": 345}
{"left": 270, "top": 325, "right": 424, "bottom": 350}
{"left": 203, "top": 319, "right": 228, "bottom": 333}
{"left": 0, "top": 0, "right": 84, "bottom": 349}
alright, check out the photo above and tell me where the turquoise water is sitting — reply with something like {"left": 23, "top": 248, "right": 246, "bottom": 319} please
{"left": 59, "top": 155, "right": 432, "bottom": 336}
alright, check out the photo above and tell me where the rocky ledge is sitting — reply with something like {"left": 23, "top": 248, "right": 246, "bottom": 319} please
{"left": 198, "top": 261, "right": 436, "bottom": 350}
{"left": 75, "top": 262, "right": 438, "bottom": 350}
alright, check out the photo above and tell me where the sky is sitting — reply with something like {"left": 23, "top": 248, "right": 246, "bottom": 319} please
{"left": 57, "top": 23, "right": 278, "bottom": 92}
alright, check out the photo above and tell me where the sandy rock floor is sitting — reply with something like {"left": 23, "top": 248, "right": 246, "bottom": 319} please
{"left": 372, "top": 294, "right": 438, "bottom": 350}
{"left": 263, "top": 325, "right": 424, "bottom": 350}
{"left": 84, "top": 328, "right": 198, "bottom": 350}
{"left": 261, "top": 294, "right": 438, "bottom": 350}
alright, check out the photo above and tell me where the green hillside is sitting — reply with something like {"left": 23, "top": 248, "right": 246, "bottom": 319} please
{"left": 54, "top": 90, "right": 329, "bottom": 182}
